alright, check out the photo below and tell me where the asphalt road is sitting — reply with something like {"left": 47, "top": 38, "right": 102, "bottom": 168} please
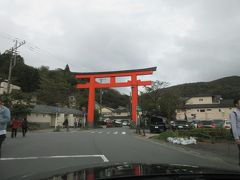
{"left": 0, "top": 127, "right": 240, "bottom": 179}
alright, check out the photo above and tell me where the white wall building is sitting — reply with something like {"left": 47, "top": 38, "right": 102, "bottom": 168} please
{"left": 0, "top": 80, "right": 21, "bottom": 94}
{"left": 176, "top": 95, "right": 233, "bottom": 120}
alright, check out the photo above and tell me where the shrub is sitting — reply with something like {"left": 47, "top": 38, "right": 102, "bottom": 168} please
{"left": 153, "top": 131, "right": 180, "bottom": 140}
{"left": 153, "top": 128, "right": 233, "bottom": 143}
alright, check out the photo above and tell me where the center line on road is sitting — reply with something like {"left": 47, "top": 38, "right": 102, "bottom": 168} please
{"left": 121, "top": 132, "right": 126, "bottom": 135}
{"left": 113, "top": 131, "right": 118, "bottom": 134}
{"left": 98, "top": 131, "right": 103, "bottom": 134}
{"left": 90, "top": 131, "right": 95, "bottom": 133}
{"left": 0, "top": 155, "right": 109, "bottom": 162}
{"left": 107, "top": 132, "right": 110, "bottom": 134}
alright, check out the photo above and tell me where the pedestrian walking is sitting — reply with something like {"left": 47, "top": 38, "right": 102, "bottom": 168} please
{"left": 63, "top": 118, "right": 69, "bottom": 131}
{"left": 78, "top": 119, "right": 82, "bottom": 128}
{"left": 136, "top": 114, "right": 141, "bottom": 134}
{"left": 21, "top": 117, "right": 28, "bottom": 137}
{"left": 11, "top": 118, "right": 20, "bottom": 138}
{"left": 140, "top": 115, "right": 146, "bottom": 136}
{"left": 229, "top": 97, "right": 240, "bottom": 166}
{"left": 74, "top": 118, "right": 77, "bottom": 128}
{"left": 0, "top": 97, "right": 11, "bottom": 158}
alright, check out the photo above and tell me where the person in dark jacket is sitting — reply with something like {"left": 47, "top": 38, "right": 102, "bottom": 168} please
{"left": 63, "top": 118, "right": 69, "bottom": 131}
{"left": 21, "top": 117, "right": 28, "bottom": 137}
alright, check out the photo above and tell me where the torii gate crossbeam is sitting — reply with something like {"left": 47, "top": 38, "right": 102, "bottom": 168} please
{"left": 75, "top": 67, "right": 157, "bottom": 127}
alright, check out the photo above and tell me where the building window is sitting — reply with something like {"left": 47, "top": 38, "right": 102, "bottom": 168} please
{"left": 200, "top": 109, "right": 205, "bottom": 112}
{"left": 191, "top": 114, "right": 196, "bottom": 118}
{"left": 207, "top": 109, "right": 211, "bottom": 111}
{"left": 199, "top": 98, "right": 203, "bottom": 101}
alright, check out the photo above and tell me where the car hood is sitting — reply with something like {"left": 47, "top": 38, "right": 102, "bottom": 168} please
{"left": 35, "top": 163, "right": 240, "bottom": 180}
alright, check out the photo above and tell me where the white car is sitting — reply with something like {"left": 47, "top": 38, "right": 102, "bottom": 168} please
{"left": 223, "top": 120, "right": 231, "bottom": 129}
{"left": 122, "top": 121, "right": 130, "bottom": 126}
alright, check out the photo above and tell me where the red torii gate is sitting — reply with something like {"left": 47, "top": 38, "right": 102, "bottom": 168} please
{"left": 75, "top": 67, "right": 157, "bottom": 127}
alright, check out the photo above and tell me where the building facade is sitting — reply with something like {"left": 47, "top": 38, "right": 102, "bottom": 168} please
{"left": 0, "top": 80, "right": 21, "bottom": 94}
{"left": 27, "top": 105, "right": 82, "bottom": 128}
{"left": 176, "top": 95, "right": 234, "bottom": 120}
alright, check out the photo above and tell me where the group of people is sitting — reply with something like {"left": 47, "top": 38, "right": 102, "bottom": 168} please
{"left": 0, "top": 97, "right": 29, "bottom": 158}
{"left": 62, "top": 118, "right": 82, "bottom": 131}
{"left": 74, "top": 118, "right": 82, "bottom": 128}
{"left": 10, "top": 117, "right": 28, "bottom": 138}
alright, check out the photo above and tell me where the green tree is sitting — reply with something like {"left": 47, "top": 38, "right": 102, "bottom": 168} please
{"left": 142, "top": 80, "right": 169, "bottom": 111}
{"left": 64, "top": 64, "right": 70, "bottom": 72}
{"left": 11, "top": 103, "right": 32, "bottom": 118}
{"left": 159, "top": 90, "right": 180, "bottom": 121}
{"left": 12, "top": 64, "right": 40, "bottom": 92}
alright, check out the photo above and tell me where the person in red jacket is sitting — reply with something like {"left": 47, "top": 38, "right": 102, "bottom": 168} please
{"left": 11, "top": 118, "right": 20, "bottom": 138}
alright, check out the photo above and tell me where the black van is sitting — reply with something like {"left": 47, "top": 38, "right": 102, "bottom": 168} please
{"left": 149, "top": 115, "right": 166, "bottom": 133}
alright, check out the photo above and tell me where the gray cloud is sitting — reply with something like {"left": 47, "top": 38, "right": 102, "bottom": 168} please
{"left": 0, "top": 0, "right": 240, "bottom": 94}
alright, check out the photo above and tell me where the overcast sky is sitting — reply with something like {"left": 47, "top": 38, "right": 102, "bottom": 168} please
{"left": 0, "top": 0, "right": 240, "bottom": 94}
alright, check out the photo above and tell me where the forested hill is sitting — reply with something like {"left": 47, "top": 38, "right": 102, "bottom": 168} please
{"left": 165, "top": 76, "right": 240, "bottom": 99}
{"left": 0, "top": 52, "right": 129, "bottom": 108}
{"left": 1, "top": 51, "right": 239, "bottom": 109}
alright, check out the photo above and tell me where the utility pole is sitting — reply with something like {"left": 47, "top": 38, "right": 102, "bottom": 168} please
{"left": 7, "top": 39, "right": 25, "bottom": 95}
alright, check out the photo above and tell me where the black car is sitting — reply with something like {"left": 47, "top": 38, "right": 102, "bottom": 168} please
{"left": 172, "top": 120, "right": 191, "bottom": 130}
{"left": 149, "top": 116, "right": 166, "bottom": 133}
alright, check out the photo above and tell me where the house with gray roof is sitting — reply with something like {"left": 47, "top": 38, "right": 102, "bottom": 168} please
{"left": 27, "top": 105, "right": 83, "bottom": 128}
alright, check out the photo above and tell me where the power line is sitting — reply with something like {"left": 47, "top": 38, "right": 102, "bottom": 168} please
{"left": 0, "top": 32, "right": 88, "bottom": 70}
{"left": 0, "top": 32, "right": 89, "bottom": 71}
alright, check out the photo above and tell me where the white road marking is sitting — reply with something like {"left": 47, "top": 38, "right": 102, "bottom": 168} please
{"left": 98, "top": 131, "right": 103, "bottom": 134}
{"left": 99, "top": 155, "right": 109, "bottom": 162}
{"left": 113, "top": 131, "right": 118, "bottom": 135}
{"left": 90, "top": 131, "right": 95, "bottom": 133}
{"left": 0, "top": 155, "right": 109, "bottom": 162}
{"left": 107, "top": 132, "right": 110, "bottom": 134}
{"left": 121, "top": 132, "right": 126, "bottom": 135}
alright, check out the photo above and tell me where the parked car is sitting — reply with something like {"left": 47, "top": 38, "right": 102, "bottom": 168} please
{"left": 114, "top": 119, "right": 122, "bottom": 127}
{"left": 213, "top": 119, "right": 225, "bottom": 128}
{"left": 122, "top": 119, "right": 130, "bottom": 126}
{"left": 198, "top": 120, "right": 216, "bottom": 128}
{"left": 223, "top": 120, "right": 231, "bottom": 129}
{"left": 190, "top": 120, "right": 201, "bottom": 128}
{"left": 106, "top": 119, "right": 114, "bottom": 128}
{"left": 149, "top": 116, "right": 166, "bottom": 133}
{"left": 197, "top": 121, "right": 203, "bottom": 128}
{"left": 172, "top": 120, "right": 190, "bottom": 130}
